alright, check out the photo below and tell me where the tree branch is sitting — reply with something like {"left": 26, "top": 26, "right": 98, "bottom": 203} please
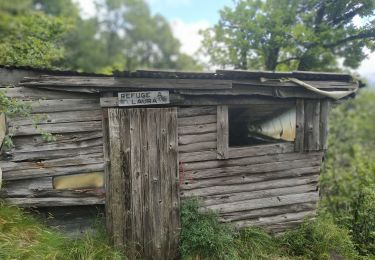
{"left": 323, "top": 30, "right": 375, "bottom": 48}
{"left": 276, "top": 57, "right": 300, "bottom": 65}
{"left": 329, "top": 5, "right": 366, "bottom": 27}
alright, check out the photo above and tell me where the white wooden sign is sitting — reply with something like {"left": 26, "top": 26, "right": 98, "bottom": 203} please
{"left": 118, "top": 91, "right": 170, "bottom": 107}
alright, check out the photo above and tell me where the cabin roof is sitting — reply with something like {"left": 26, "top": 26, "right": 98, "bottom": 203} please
{"left": 0, "top": 65, "right": 361, "bottom": 100}
{"left": 0, "top": 64, "right": 355, "bottom": 81}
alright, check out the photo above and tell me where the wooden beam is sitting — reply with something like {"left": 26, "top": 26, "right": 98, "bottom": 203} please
{"left": 101, "top": 95, "right": 297, "bottom": 108}
{"left": 217, "top": 106, "right": 229, "bottom": 159}
{"left": 295, "top": 99, "right": 305, "bottom": 152}
{"left": 21, "top": 76, "right": 232, "bottom": 90}
{"left": 320, "top": 100, "right": 330, "bottom": 150}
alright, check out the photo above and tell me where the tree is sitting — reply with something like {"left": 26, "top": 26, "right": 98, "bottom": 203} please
{"left": 0, "top": 0, "right": 202, "bottom": 72}
{"left": 0, "top": 0, "right": 71, "bottom": 68}
{"left": 200, "top": 0, "right": 375, "bottom": 71}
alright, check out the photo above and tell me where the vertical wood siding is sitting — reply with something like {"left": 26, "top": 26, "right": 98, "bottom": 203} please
{"left": 106, "top": 108, "right": 179, "bottom": 259}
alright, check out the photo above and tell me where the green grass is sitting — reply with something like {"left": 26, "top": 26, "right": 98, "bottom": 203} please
{"left": 0, "top": 201, "right": 124, "bottom": 260}
{"left": 0, "top": 199, "right": 370, "bottom": 259}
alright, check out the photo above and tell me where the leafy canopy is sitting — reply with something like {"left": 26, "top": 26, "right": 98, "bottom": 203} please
{"left": 201, "top": 0, "right": 375, "bottom": 71}
{"left": 0, "top": 0, "right": 202, "bottom": 72}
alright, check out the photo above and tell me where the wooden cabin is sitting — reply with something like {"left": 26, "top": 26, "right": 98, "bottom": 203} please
{"left": 0, "top": 66, "right": 359, "bottom": 258}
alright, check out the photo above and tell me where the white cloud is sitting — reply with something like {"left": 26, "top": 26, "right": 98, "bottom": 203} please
{"left": 146, "top": 0, "right": 192, "bottom": 7}
{"left": 73, "top": 0, "right": 96, "bottom": 19}
{"left": 170, "top": 19, "right": 210, "bottom": 55}
{"left": 357, "top": 52, "right": 375, "bottom": 86}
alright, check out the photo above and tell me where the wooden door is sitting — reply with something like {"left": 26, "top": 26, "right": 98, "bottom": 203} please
{"left": 105, "top": 108, "right": 179, "bottom": 259}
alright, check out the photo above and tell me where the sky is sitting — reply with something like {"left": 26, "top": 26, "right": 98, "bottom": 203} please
{"left": 75, "top": 0, "right": 374, "bottom": 85}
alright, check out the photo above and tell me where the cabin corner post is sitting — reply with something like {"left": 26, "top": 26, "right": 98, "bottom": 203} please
{"left": 101, "top": 92, "right": 113, "bottom": 239}
{"left": 217, "top": 105, "right": 229, "bottom": 159}
{"left": 295, "top": 99, "right": 305, "bottom": 152}
{"left": 319, "top": 99, "right": 330, "bottom": 150}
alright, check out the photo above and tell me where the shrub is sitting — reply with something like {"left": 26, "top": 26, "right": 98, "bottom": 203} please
{"left": 179, "top": 199, "right": 238, "bottom": 260}
{"left": 351, "top": 186, "right": 375, "bottom": 256}
{"left": 279, "top": 216, "right": 358, "bottom": 260}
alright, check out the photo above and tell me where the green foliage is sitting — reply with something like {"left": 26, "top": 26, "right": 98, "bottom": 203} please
{"left": 0, "top": 1, "right": 71, "bottom": 68}
{"left": 351, "top": 186, "right": 375, "bottom": 255}
{"left": 201, "top": 0, "right": 375, "bottom": 71}
{"left": 234, "top": 227, "right": 279, "bottom": 260}
{"left": 0, "top": 201, "right": 124, "bottom": 260}
{"left": 279, "top": 216, "right": 358, "bottom": 260}
{"left": 179, "top": 199, "right": 238, "bottom": 259}
{"left": 320, "top": 89, "right": 375, "bottom": 257}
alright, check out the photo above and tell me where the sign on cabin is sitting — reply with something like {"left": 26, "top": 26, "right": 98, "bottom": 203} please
{"left": 118, "top": 91, "right": 170, "bottom": 106}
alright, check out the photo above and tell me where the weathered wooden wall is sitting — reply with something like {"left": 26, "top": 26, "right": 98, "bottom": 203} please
{"left": 0, "top": 85, "right": 105, "bottom": 207}
{"left": 178, "top": 105, "right": 324, "bottom": 233}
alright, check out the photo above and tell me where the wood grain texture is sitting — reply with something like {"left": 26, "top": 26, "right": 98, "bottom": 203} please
{"left": 295, "top": 99, "right": 305, "bottom": 152}
{"left": 320, "top": 100, "right": 330, "bottom": 150}
{"left": 217, "top": 105, "right": 229, "bottom": 159}
{"left": 21, "top": 76, "right": 232, "bottom": 90}
{"left": 106, "top": 108, "right": 179, "bottom": 259}
{"left": 304, "top": 100, "right": 320, "bottom": 151}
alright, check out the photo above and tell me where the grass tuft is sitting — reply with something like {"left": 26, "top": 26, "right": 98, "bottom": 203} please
{"left": 0, "top": 201, "right": 124, "bottom": 260}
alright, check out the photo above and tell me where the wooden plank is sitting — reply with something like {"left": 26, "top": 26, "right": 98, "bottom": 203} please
{"left": 320, "top": 99, "right": 330, "bottom": 150}
{"left": 205, "top": 192, "right": 319, "bottom": 214}
{"left": 217, "top": 105, "right": 229, "bottom": 159}
{"left": 177, "top": 106, "right": 216, "bottom": 117}
{"left": 182, "top": 151, "right": 322, "bottom": 172}
{"left": 177, "top": 115, "right": 216, "bottom": 126}
{"left": 11, "top": 131, "right": 102, "bottom": 147}
{"left": 10, "top": 121, "right": 102, "bottom": 136}
{"left": 0, "top": 177, "right": 53, "bottom": 198}
{"left": 178, "top": 141, "right": 217, "bottom": 153}
{"left": 177, "top": 123, "right": 216, "bottom": 135}
{"left": 229, "top": 143, "right": 294, "bottom": 159}
{"left": 178, "top": 132, "right": 216, "bottom": 145}
{"left": 9, "top": 110, "right": 102, "bottom": 126}
{"left": 9, "top": 138, "right": 102, "bottom": 153}
{"left": 28, "top": 99, "right": 100, "bottom": 113}
{"left": 202, "top": 184, "right": 318, "bottom": 207}
{"left": 295, "top": 99, "right": 304, "bottom": 152}
{"left": 4, "top": 197, "right": 104, "bottom": 207}
{"left": 219, "top": 202, "right": 317, "bottom": 222}
{"left": 2, "top": 86, "right": 96, "bottom": 100}
{"left": 304, "top": 100, "right": 320, "bottom": 151}
{"left": 21, "top": 76, "right": 233, "bottom": 90}
{"left": 101, "top": 93, "right": 112, "bottom": 235}
{"left": 179, "top": 150, "right": 217, "bottom": 163}
{"left": 3, "top": 163, "right": 104, "bottom": 181}
{"left": 176, "top": 86, "right": 323, "bottom": 99}
{"left": 233, "top": 210, "right": 316, "bottom": 229}
{"left": 6, "top": 146, "right": 103, "bottom": 162}
{"left": 0, "top": 113, "right": 5, "bottom": 146}
{"left": 101, "top": 95, "right": 298, "bottom": 107}
{"left": 181, "top": 166, "right": 320, "bottom": 190}
{"left": 181, "top": 157, "right": 322, "bottom": 181}
{"left": 182, "top": 175, "right": 318, "bottom": 198}
{"left": 107, "top": 109, "right": 128, "bottom": 247}
{"left": 179, "top": 143, "right": 294, "bottom": 163}
{"left": 1, "top": 153, "right": 104, "bottom": 172}
{"left": 167, "top": 108, "right": 180, "bottom": 258}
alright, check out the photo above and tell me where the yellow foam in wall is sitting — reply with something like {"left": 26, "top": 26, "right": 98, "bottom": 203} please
{"left": 53, "top": 172, "right": 104, "bottom": 190}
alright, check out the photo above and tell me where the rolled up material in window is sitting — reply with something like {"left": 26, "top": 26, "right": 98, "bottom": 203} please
{"left": 248, "top": 108, "right": 296, "bottom": 142}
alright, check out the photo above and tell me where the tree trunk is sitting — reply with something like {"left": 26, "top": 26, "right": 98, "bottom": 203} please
{"left": 265, "top": 47, "right": 280, "bottom": 71}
